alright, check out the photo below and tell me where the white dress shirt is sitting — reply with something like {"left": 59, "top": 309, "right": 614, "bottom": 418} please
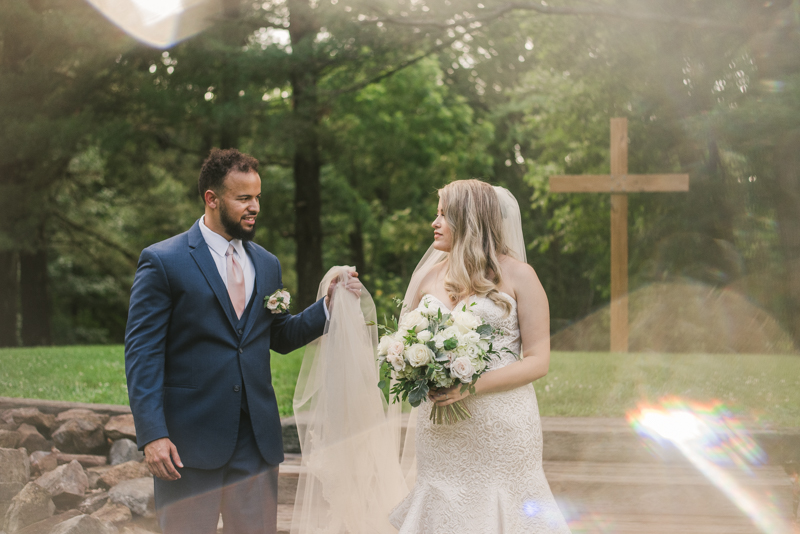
{"left": 199, "top": 215, "right": 331, "bottom": 320}
{"left": 199, "top": 216, "right": 255, "bottom": 306}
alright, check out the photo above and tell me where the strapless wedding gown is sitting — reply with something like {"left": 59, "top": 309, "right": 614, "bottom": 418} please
{"left": 389, "top": 293, "right": 571, "bottom": 533}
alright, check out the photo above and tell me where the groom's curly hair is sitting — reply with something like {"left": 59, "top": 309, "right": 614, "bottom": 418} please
{"left": 198, "top": 148, "right": 260, "bottom": 198}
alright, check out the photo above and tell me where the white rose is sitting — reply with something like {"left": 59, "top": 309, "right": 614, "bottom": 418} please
{"left": 465, "top": 344, "right": 482, "bottom": 359}
{"left": 266, "top": 296, "right": 279, "bottom": 310}
{"left": 399, "top": 310, "right": 430, "bottom": 333}
{"left": 478, "top": 340, "right": 490, "bottom": 351}
{"left": 461, "top": 331, "right": 480, "bottom": 344}
{"left": 450, "top": 357, "right": 476, "bottom": 383}
{"left": 417, "top": 330, "right": 433, "bottom": 343}
{"left": 386, "top": 351, "right": 406, "bottom": 371}
{"left": 279, "top": 291, "right": 291, "bottom": 304}
{"left": 387, "top": 352, "right": 406, "bottom": 372}
{"left": 406, "top": 344, "right": 434, "bottom": 367}
{"left": 451, "top": 310, "right": 482, "bottom": 333}
{"left": 387, "top": 339, "right": 405, "bottom": 359}
{"left": 419, "top": 298, "right": 443, "bottom": 317}
{"left": 441, "top": 325, "right": 461, "bottom": 340}
{"left": 433, "top": 333, "right": 446, "bottom": 349}
{"left": 377, "top": 335, "right": 394, "bottom": 356}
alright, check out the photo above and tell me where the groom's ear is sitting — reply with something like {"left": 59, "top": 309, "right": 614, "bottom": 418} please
{"left": 204, "top": 189, "right": 219, "bottom": 209}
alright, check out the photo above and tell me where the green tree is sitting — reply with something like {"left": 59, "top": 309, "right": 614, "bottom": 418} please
{"left": 0, "top": 0, "right": 125, "bottom": 345}
{"left": 487, "top": 0, "right": 799, "bottom": 338}
{"left": 322, "top": 57, "right": 493, "bottom": 318}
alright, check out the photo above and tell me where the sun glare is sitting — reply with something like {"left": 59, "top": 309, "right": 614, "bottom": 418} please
{"left": 86, "top": 0, "right": 221, "bottom": 48}
{"left": 628, "top": 398, "right": 792, "bottom": 534}
{"left": 130, "top": 0, "right": 185, "bottom": 25}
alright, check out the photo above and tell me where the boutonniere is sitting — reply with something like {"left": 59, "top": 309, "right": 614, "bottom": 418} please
{"left": 265, "top": 289, "right": 291, "bottom": 314}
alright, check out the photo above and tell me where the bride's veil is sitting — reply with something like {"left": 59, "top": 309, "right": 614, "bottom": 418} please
{"left": 290, "top": 186, "right": 527, "bottom": 532}
{"left": 291, "top": 267, "right": 408, "bottom": 534}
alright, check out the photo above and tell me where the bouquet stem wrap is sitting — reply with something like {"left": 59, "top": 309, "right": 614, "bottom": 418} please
{"left": 430, "top": 401, "right": 472, "bottom": 425}
{"left": 290, "top": 266, "right": 409, "bottom": 534}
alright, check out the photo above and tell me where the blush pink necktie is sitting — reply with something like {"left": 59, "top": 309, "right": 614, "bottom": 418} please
{"left": 226, "top": 244, "right": 245, "bottom": 319}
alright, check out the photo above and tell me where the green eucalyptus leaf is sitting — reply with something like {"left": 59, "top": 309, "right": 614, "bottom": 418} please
{"left": 476, "top": 324, "right": 493, "bottom": 336}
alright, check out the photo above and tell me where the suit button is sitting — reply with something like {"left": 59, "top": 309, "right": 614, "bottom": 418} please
{"left": 238, "top": 348, "right": 243, "bottom": 354}
{"left": 238, "top": 329, "right": 243, "bottom": 335}
{"left": 233, "top": 385, "right": 241, "bottom": 392}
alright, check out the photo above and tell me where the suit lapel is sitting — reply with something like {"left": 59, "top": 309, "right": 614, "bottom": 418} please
{"left": 188, "top": 221, "right": 239, "bottom": 330}
{"left": 240, "top": 241, "right": 268, "bottom": 342}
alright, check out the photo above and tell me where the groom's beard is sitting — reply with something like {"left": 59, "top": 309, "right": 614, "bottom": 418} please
{"left": 220, "top": 202, "right": 257, "bottom": 241}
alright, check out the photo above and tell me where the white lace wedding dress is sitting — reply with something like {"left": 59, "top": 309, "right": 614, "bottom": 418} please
{"left": 389, "top": 293, "right": 571, "bottom": 534}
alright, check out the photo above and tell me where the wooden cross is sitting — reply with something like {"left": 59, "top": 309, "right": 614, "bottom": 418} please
{"left": 549, "top": 118, "right": 689, "bottom": 352}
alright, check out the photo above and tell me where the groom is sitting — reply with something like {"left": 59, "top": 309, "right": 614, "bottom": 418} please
{"left": 125, "top": 148, "right": 360, "bottom": 534}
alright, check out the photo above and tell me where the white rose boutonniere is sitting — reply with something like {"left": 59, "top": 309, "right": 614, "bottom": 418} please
{"left": 264, "top": 289, "right": 291, "bottom": 314}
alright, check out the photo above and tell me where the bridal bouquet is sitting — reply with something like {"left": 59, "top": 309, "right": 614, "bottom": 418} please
{"left": 376, "top": 297, "right": 506, "bottom": 424}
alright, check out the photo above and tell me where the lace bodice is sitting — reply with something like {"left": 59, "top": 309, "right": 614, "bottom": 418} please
{"left": 420, "top": 292, "right": 521, "bottom": 370}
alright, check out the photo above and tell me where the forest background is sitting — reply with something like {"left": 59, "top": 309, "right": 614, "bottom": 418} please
{"left": 1, "top": 0, "right": 799, "bottom": 352}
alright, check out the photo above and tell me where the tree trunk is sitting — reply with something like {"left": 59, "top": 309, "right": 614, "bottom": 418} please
{"left": 20, "top": 249, "right": 52, "bottom": 346}
{"left": 773, "top": 132, "right": 800, "bottom": 347}
{"left": 349, "top": 219, "right": 367, "bottom": 278}
{"left": 0, "top": 251, "right": 18, "bottom": 347}
{"left": 291, "top": 108, "right": 323, "bottom": 310}
{"left": 288, "top": 0, "right": 323, "bottom": 310}
{"left": 218, "top": 0, "right": 243, "bottom": 150}
{"left": 705, "top": 139, "right": 735, "bottom": 243}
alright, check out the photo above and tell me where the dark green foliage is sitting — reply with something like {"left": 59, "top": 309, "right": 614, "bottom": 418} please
{"left": 0, "top": 0, "right": 798, "bottom": 348}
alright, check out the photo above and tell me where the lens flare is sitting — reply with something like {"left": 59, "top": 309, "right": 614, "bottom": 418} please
{"left": 86, "top": 0, "right": 222, "bottom": 48}
{"left": 627, "top": 397, "right": 792, "bottom": 534}
{"left": 521, "top": 498, "right": 572, "bottom": 528}
{"left": 760, "top": 80, "right": 787, "bottom": 93}
{"left": 522, "top": 499, "right": 541, "bottom": 517}
{"left": 130, "top": 0, "right": 185, "bottom": 26}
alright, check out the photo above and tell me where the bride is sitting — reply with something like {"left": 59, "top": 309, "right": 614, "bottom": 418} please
{"left": 291, "top": 180, "right": 570, "bottom": 533}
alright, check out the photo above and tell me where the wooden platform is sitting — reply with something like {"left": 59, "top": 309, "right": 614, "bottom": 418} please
{"left": 277, "top": 417, "right": 800, "bottom": 534}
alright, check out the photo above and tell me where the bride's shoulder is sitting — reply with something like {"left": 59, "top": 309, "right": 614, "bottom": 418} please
{"left": 499, "top": 255, "right": 541, "bottom": 287}
{"left": 417, "top": 260, "right": 447, "bottom": 295}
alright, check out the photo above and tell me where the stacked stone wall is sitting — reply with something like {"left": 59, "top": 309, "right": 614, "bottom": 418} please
{"left": 0, "top": 398, "right": 153, "bottom": 534}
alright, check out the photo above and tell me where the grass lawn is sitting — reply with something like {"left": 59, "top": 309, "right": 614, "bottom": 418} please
{"left": 0, "top": 345, "right": 305, "bottom": 417}
{"left": 1, "top": 347, "right": 799, "bottom": 426}
{"left": 538, "top": 352, "right": 800, "bottom": 427}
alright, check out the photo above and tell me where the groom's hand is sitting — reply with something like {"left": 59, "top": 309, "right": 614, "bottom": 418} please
{"left": 144, "top": 437, "right": 183, "bottom": 481}
{"left": 325, "top": 272, "right": 362, "bottom": 308}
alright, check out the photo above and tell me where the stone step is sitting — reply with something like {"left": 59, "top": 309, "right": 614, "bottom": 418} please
{"left": 539, "top": 417, "right": 800, "bottom": 467}
{"left": 547, "top": 461, "right": 794, "bottom": 518}
{"left": 560, "top": 512, "right": 794, "bottom": 534}
{"left": 277, "top": 456, "right": 795, "bottom": 526}
{"left": 276, "top": 499, "right": 794, "bottom": 534}
{"left": 278, "top": 416, "right": 799, "bottom": 531}
{"left": 282, "top": 416, "right": 800, "bottom": 466}
{"left": 277, "top": 511, "right": 790, "bottom": 534}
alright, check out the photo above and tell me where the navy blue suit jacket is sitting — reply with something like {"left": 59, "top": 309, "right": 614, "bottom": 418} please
{"left": 124, "top": 220, "right": 326, "bottom": 469}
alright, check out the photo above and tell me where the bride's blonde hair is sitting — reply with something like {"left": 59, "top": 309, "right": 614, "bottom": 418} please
{"left": 439, "top": 179, "right": 512, "bottom": 315}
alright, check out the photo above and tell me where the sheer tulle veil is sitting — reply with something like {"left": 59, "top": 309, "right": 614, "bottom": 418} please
{"left": 291, "top": 267, "right": 408, "bottom": 534}
{"left": 290, "top": 186, "right": 527, "bottom": 532}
